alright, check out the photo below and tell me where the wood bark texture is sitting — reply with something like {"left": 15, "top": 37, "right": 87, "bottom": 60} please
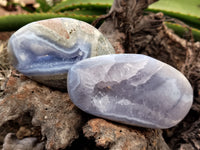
{"left": 98, "top": 0, "right": 200, "bottom": 149}
{"left": 0, "top": 0, "right": 199, "bottom": 149}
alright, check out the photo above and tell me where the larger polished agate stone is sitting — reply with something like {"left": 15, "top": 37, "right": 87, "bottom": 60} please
{"left": 8, "top": 18, "right": 115, "bottom": 89}
{"left": 68, "top": 54, "right": 193, "bottom": 129}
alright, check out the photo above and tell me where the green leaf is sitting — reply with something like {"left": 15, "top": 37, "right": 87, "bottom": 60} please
{"left": 148, "top": 0, "right": 200, "bottom": 29}
{"left": 165, "top": 22, "right": 200, "bottom": 42}
{"left": 149, "top": 0, "right": 200, "bottom": 17}
{"left": 36, "top": 0, "right": 51, "bottom": 12}
{"left": 0, "top": 13, "right": 98, "bottom": 31}
{"left": 65, "top": 8, "right": 107, "bottom": 16}
{"left": 50, "top": 0, "right": 113, "bottom": 12}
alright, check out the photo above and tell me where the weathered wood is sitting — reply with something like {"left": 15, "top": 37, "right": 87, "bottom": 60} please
{"left": 83, "top": 118, "right": 170, "bottom": 150}
{"left": 98, "top": 0, "right": 200, "bottom": 149}
{"left": 0, "top": 0, "right": 199, "bottom": 149}
{"left": 0, "top": 71, "right": 84, "bottom": 150}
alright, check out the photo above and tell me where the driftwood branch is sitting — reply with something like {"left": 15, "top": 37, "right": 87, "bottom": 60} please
{"left": 0, "top": 0, "right": 199, "bottom": 149}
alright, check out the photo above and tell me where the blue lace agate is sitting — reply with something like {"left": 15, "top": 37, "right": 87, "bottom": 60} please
{"left": 68, "top": 54, "right": 193, "bottom": 129}
{"left": 8, "top": 18, "right": 115, "bottom": 89}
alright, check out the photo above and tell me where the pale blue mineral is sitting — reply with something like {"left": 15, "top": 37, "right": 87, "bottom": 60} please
{"left": 7, "top": 18, "right": 115, "bottom": 89}
{"left": 68, "top": 54, "right": 193, "bottom": 129}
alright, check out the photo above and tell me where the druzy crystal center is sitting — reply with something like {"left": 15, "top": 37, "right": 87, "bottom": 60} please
{"left": 68, "top": 54, "right": 193, "bottom": 129}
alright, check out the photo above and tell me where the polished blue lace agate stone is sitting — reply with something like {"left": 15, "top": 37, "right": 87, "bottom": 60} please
{"left": 68, "top": 54, "right": 193, "bottom": 129}
{"left": 8, "top": 18, "right": 115, "bottom": 89}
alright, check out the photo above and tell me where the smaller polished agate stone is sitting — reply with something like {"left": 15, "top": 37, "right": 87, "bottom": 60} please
{"left": 8, "top": 18, "right": 115, "bottom": 89}
{"left": 68, "top": 54, "right": 193, "bottom": 129}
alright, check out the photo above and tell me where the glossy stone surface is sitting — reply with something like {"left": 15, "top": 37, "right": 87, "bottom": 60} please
{"left": 8, "top": 18, "right": 115, "bottom": 89}
{"left": 68, "top": 54, "right": 193, "bottom": 129}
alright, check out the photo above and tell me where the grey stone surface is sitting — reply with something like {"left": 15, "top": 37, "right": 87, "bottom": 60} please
{"left": 68, "top": 54, "right": 193, "bottom": 129}
{"left": 7, "top": 18, "right": 115, "bottom": 89}
{"left": 2, "top": 133, "right": 44, "bottom": 150}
